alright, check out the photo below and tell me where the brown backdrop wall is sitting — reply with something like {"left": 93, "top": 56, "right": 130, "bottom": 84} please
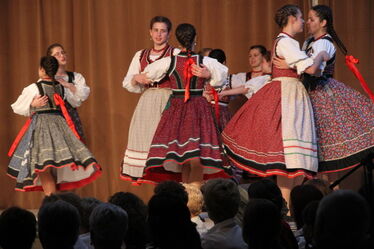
{"left": 0, "top": 0, "right": 372, "bottom": 209}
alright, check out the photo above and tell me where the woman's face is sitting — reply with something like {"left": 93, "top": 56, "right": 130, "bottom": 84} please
{"left": 307, "top": 10, "right": 325, "bottom": 35}
{"left": 292, "top": 10, "right": 305, "bottom": 33}
{"left": 51, "top": 46, "right": 67, "bottom": 66}
{"left": 248, "top": 48, "right": 264, "bottom": 69}
{"left": 149, "top": 22, "right": 169, "bottom": 47}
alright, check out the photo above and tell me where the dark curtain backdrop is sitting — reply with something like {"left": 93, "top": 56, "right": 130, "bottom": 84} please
{"left": 0, "top": 0, "right": 372, "bottom": 209}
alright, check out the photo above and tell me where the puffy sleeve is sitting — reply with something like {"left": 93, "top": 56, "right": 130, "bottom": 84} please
{"left": 230, "top": 73, "right": 246, "bottom": 88}
{"left": 11, "top": 83, "right": 39, "bottom": 116}
{"left": 310, "top": 39, "right": 336, "bottom": 71}
{"left": 64, "top": 72, "right": 90, "bottom": 108}
{"left": 172, "top": 48, "right": 181, "bottom": 55}
{"left": 122, "top": 50, "right": 144, "bottom": 93}
{"left": 202, "top": 57, "right": 228, "bottom": 87}
{"left": 277, "top": 38, "right": 314, "bottom": 75}
{"left": 142, "top": 57, "right": 171, "bottom": 83}
{"left": 244, "top": 75, "right": 271, "bottom": 99}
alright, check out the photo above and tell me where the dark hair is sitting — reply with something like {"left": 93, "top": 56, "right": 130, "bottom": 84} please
{"left": 41, "top": 192, "right": 83, "bottom": 226}
{"left": 202, "top": 178, "right": 240, "bottom": 223}
{"left": 154, "top": 180, "right": 189, "bottom": 204}
{"left": 247, "top": 179, "right": 284, "bottom": 215}
{"left": 0, "top": 207, "right": 37, "bottom": 249}
{"left": 90, "top": 203, "right": 129, "bottom": 249}
{"left": 312, "top": 5, "right": 347, "bottom": 55}
{"left": 90, "top": 203, "right": 128, "bottom": 248}
{"left": 208, "top": 49, "right": 226, "bottom": 64}
{"left": 80, "top": 197, "right": 102, "bottom": 233}
{"left": 314, "top": 190, "right": 371, "bottom": 249}
{"left": 249, "top": 45, "right": 267, "bottom": 56}
{"left": 274, "top": 4, "right": 300, "bottom": 28}
{"left": 40, "top": 56, "right": 59, "bottom": 79}
{"left": 304, "top": 178, "right": 332, "bottom": 196}
{"left": 148, "top": 194, "right": 202, "bottom": 249}
{"left": 302, "top": 201, "right": 320, "bottom": 249}
{"left": 38, "top": 200, "right": 80, "bottom": 249}
{"left": 264, "top": 50, "right": 271, "bottom": 62}
{"left": 46, "top": 43, "right": 64, "bottom": 56}
{"left": 243, "top": 199, "right": 282, "bottom": 249}
{"left": 150, "top": 16, "right": 172, "bottom": 32}
{"left": 290, "top": 185, "right": 323, "bottom": 229}
{"left": 109, "top": 192, "right": 148, "bottom": 249}
{"left": 176, "top": 23, "right": 196, "bottom": 51}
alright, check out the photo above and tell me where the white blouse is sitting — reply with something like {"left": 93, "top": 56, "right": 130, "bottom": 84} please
{"left": 55, "top": 72, "right": 90, "bottom": 107}
{"left": 244, "top": 74, "right": 271, "bottom": 99}
{"left": 230, "top": 73, "right": 247, "bottom": 89}
{"left": 11, "top": 81, "right": 82, "bottom": 117}
{"left": 302, "top": 35, "right": 336, "bottom": 71}
{"left": 143, "top": 56, "right": 228, "bottom": 88}
{"left": 276, "top": 33, "right": 314, "bottom": 75}
{"left": 122, "top": 48, "right": 181, "bottom": 93}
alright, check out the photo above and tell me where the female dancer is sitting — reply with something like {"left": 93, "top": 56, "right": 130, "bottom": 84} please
{"left": 47, "top": 43, "right": 90, "bottom": 141}
{"left": 222, "top": 5, "right": 329, "bottom": 202}
{"left": 141, "top": 23, "right": 229, "bottom": 184}
{"left": 8, "top": 56, "right": 101, "bottom": 195}
{"left": 121, "top": 16, "right": 180, "bottom": 183}
{"left": 299, "top": 5, "right": 373, "bottom": 181}
{"left": 232, "top": 45, "right": 269, "bottom": 85}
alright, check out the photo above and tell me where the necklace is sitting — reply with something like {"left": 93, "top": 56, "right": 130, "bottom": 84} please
{"left": 152, "top": 44, "right": 168, "bottom": 53}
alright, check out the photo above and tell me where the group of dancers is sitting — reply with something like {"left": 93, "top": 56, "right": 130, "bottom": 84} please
{"left": 7, "top": 4, "right": 374, "bottom": 203}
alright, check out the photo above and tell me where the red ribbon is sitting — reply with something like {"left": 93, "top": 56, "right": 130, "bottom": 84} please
{"left": 183, "top": 57, "right": 195, "bottom": 102}
{"left": 345, "top": 55, "right": 374, "bottom": 102}
{"left": 54, "top": 93, "right": 81, "bottom": 140}
{"left": 211, "top": 88, "right": 220, "bottom": 127}
{"left": 8, "top": 118, "right": 32, "bottom": 157}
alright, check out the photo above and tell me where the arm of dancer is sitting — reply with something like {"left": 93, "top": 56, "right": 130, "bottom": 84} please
{"left": 201, "top": 57, "right": 228, "bottom": 87}
{"left": 277, "top": 38, "right": 329, "bottom": 75}
{"left": 308, "top": 39, "right": 336, "bottom": 72}
{"left": 219, "top": 74, "right": 271, "bottom": 99}
{"left": 11, "top": 83, "right": 40, "bottom": 116}
{"left": 62, "top": 72, "right": 90, "bottom": 108}
{"left": 122, "top": 50, "right": 145, "bottom": 93}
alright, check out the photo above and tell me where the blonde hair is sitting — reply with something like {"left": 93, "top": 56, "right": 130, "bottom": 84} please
{"left": 182, "top": 183, "right": 204, "bottom": 217}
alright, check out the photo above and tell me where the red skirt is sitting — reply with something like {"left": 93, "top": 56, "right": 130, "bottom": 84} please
{"left": 222, "top": 81, "right": 313, "bottom": 178}
{"left": 143, "top": 95, "right": 229, "bottom": 183}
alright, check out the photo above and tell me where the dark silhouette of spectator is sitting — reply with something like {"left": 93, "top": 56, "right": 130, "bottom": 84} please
{"left": 38, "top": 200, "right": 80, "bottom": 249}
{"left": 314, "top": 190, "right": 371, "bottom": 249}
{"left": 147, "top": 193, "right": 202, "bottom": 249}
{"left": 359, "top": 182, "right": 374, "bottom": 248}
{"left": 242, "top": 199, "right": 282, "bottom": 249}
{"left": 304, "top": 179, "right": 332, "bottom": 196}
{"left": 201, "top": 178, "right": 247, "bottom": 249}
{"left": 302, "top": 201, "right": 320, "bottom": 249}
{"left": 247, "top": 179, "right": 298, "bottom": 249}
{"left": 0, "top": 207, "right": 36, "bottom": 249}
{"left": 290, "top": 184, "right": 323, "bottom": 229}
{"left": 109, "top": 192, "right": 149, "bottom": 249}
{"left": 154, "top": 180, "right": 188, "bottom": 204}
{"left": 41, "top": 192, "right": 89, "bottom": 249}
{"left": 90, "top": 203, "right": 128, "bottom": 249}
{"left": 79, "top": 197, "right": 103, "bottom": 249}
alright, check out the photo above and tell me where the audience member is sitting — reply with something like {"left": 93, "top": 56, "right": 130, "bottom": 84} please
{"left": 38, "top": 200, "right": 80, "bottom": 249}
{"left": 0, "top": 207, "right": 36, "bottom": 249}
{"left": 201, "top": 178, "right": 247, "bottom": 249}
{"left": 109, "top": 192, "right": 149, "bottom": 249}
{"left": 90, "top": 203, "right": 128, "bottom": 249}
{"left": 314, "top": 190, "right": 371, "bottom": 249}
{"left": 242, "top": 199, "right": 282, "bottom": 249}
